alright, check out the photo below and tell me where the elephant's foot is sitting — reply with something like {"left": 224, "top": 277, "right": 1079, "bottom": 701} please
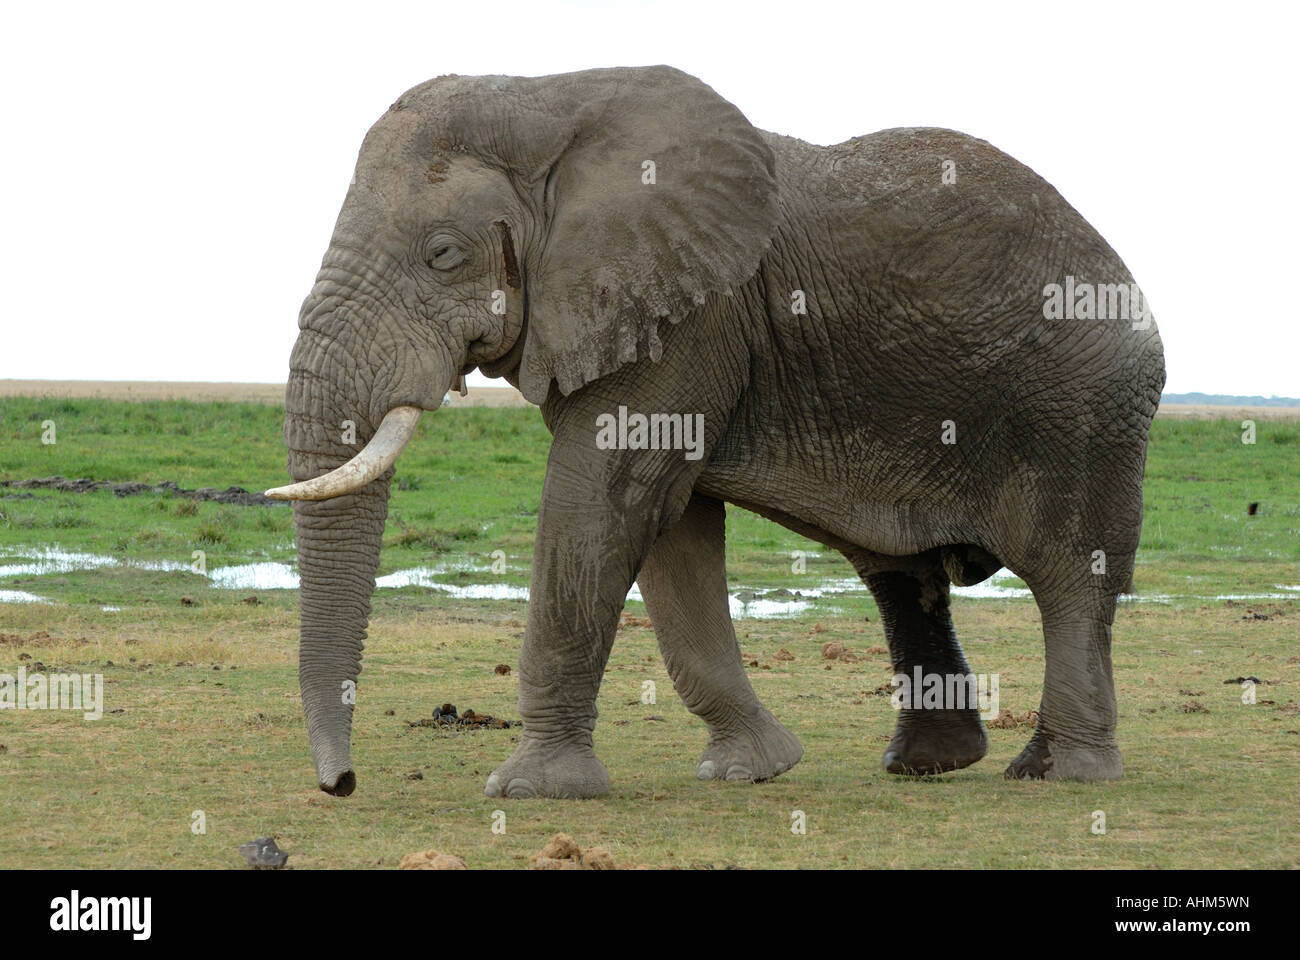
{"left": 484, "top": 736, "right": 610, "bottom": 799}
{"left": 1004, "top": 724, "right": 1122, "bottom": 782}
{"left": 882, "top": 708, "right": 988, "bottom": 775}
{"left": 696, "top": 708, "right": 803, "bottom": 782}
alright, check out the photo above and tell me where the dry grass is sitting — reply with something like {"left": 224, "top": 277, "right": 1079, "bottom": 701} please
{"left": 1, "top": 595, "right": 1295, "bottom": 869}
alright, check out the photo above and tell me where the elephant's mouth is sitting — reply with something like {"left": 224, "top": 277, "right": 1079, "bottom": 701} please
{"left": 265, "top": 405, "right": 423, "bottom": 501}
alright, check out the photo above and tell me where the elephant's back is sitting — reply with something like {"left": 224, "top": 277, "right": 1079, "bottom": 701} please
{"left": 763, "top": 128, "right": 1162, "bottom": 401}
{"left": 754, "top": 127, "right": 1164, "bottom": 465}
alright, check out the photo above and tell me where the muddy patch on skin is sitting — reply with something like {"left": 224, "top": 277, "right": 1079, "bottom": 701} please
{"left": 0, "top": 476, "right": 281, "bottom": 506}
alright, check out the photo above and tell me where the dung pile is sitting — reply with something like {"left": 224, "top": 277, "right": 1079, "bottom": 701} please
{"left": 399, "top": 849, "right": 468, "bottom": 870}
{"left": 407, "top": 702, "right": 516, "bottom": 729}
{"left": 529, "top": 833, "right": 616, "bottom": 870}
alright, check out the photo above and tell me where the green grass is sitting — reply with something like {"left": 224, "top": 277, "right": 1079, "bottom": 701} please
{"left": 1, "top": 397, "right": 1298, "bottom": 868}
{"left": 5, "top": 398, "right": 1297, "bottom": 605}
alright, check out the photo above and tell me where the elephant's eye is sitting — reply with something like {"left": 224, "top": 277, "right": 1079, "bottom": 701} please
{"left": 425, "top": 241, "right": 465, "bottom": 271}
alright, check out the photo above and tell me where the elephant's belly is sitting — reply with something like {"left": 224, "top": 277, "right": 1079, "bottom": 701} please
{"left": 695, "top": 460, "right": 957, "bottom": 559}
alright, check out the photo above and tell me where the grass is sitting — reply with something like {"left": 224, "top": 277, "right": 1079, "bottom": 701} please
{"left": 1, "top": 396, "right": 1298, "bottom": 868}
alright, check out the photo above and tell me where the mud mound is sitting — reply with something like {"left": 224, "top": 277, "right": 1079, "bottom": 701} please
{"left": 0, "top": 476, "right": 280, "bottom": 506}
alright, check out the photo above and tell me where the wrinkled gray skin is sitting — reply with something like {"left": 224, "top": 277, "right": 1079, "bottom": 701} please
{"left": 283, "top": 66, "right": 1165, "bottom": 798}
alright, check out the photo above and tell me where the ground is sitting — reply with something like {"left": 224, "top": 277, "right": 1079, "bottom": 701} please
{"left": 0, "top": 383, "right": 1296, "bottom": 868}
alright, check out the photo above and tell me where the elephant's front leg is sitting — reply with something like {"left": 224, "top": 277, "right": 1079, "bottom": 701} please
{"left": 484, "top": 434, "right": 702, "bottom": 799}
{"left": 637, "top": 494, "right": 802, "bottom": 782}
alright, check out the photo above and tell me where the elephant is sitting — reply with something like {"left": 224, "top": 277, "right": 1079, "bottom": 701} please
{"left": 267, "top": 65, "right": 1165, "bottom": 799}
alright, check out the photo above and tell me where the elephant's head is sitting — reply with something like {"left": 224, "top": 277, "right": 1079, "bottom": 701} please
{"left": 267, "top": 66, "right": 778, "bottom": 795}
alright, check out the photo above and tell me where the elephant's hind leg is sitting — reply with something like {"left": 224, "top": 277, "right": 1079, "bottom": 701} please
{"left": 637, "top": 494, "right": 803, "bottom": 782}
{"left": 1000, "top": 465, "right": 1140, "bottom": 782}
{"left": 1005, "top": 566, "right": 1127, "bottom": 782}
{"left": 856, "top": 554, "right": 989, "bottom": 775}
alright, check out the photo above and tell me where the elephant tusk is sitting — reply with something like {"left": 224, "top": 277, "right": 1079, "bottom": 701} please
{"left": 265, "top": 405, "right": 423, "bottom": 501}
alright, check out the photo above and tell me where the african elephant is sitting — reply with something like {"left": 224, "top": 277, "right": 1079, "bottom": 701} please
{"left": 268, "top": 65, "right": 1165, "bottom": 798}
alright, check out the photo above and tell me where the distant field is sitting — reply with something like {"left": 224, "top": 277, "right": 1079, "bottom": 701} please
{"left": 0, "top": 380, "right": 529, "bottom": 407}
{"left": 5, "top": 380, "right": 1297, "bottom": 417}
{"left": 0, "top": 390, "right": 1297, "bottom": 869}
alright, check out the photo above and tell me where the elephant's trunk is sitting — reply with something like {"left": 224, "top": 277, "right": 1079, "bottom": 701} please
{"left": 293, "top": 482, "right": 390, "bottom": 795}
{"left": 281, "top": 308, "right": 453, "bottom": 795}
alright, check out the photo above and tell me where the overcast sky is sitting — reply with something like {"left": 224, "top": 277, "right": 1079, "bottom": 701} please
{"left": 2, "top": 0, "right": 1295, "bottom": 397}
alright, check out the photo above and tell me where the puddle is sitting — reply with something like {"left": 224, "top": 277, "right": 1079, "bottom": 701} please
{"left": 1213, "top": 592, "right": 1299, "bottom": 600}
{"left": 952, "top": 569, "right": 1033, "bottom": 599}
{"left": 729, "top": 596, "right": 814, "bottom": 618}
{"left": 0, "top": 589, "right": 50, "bottom": 604}
{"left": 0, "top": 548, "right": 188, "bottom": 579}
{"left": 374, "top": 565, "right": 529, "bottom": 600}
{"left": 2, "top": 548, "right": 1297, "bottom": 615}
{"left": 210, "top": 562, "right": 299, "bottom": 591}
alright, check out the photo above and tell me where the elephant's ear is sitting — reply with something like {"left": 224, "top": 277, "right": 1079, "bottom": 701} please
{"left": 517, "top": 66, "right": 778, "bottom": 403}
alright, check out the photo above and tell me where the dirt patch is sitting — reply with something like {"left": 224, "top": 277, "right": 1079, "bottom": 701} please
{"left": 1, "top": 476, "right": 279, "bottom": 506}
{"left": 0, "top": 630, "right": 86, "bottom": 647}
{"left": 820, "top": 641, "right": 861, "bottom": 662}
{"left": 987, "top": 708, "right": 1039, "bottom": 729}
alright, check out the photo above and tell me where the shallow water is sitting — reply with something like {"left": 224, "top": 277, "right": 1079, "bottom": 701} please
{"left": 0, "top": 589, "right": 50, "bottom": 604}
{"left": 209, "top": 562, "right": 299, "bottom": 591}
{"left": 1, "top": 548, "right": 1296, "bottom": 617}
{"left": 0, "top": 547, "right": 189, "bottom": 579}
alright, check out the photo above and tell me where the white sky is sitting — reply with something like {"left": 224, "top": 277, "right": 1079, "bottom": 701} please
{"left": 2, "top": 0, "right": 1295, "bottom": 397}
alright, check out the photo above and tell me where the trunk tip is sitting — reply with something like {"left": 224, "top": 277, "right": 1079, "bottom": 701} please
{"left": 319, "top": 770, "right": 357, "bottom": 797}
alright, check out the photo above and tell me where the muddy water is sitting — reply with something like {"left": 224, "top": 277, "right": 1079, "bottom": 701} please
{"left": 2, "top": 548, "right": 1297, "bottom": 618}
